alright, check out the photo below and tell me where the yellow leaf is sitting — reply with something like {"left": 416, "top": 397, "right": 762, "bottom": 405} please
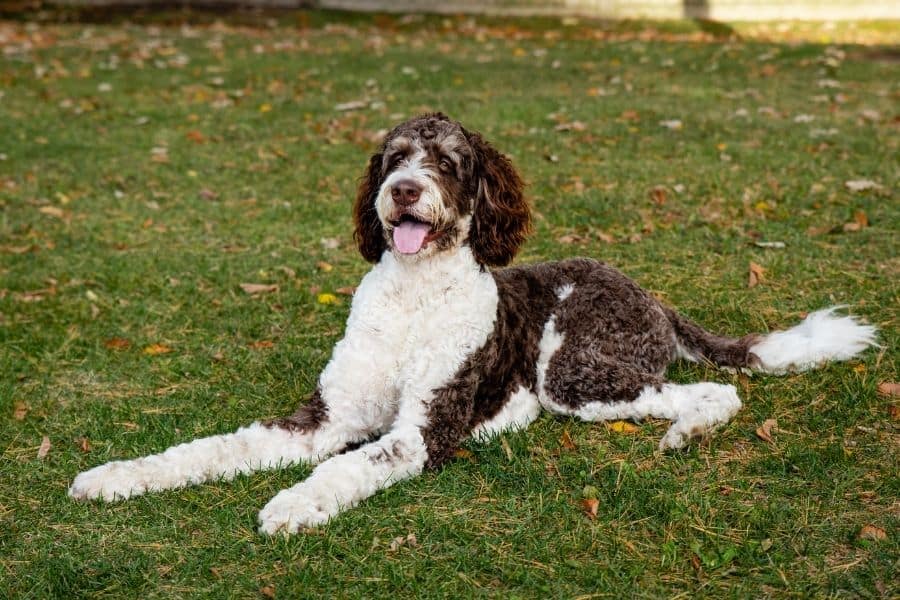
{"left": 143, "top": 344, "right": 172, "bottom": 355}
{"left": 259, "top": 103, "right": 272, "bottom": 113}
{"left": 607, "top": 421, "right": 638, "bottom": 433}
{"left": 317, "top": 293, "right": 340, "bottom": 305}
{"left": 316, "top": 261, "right": 333, "bottom": 272}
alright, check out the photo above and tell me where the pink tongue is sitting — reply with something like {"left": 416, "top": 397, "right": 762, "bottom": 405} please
{"left": 393, "top": 221, "right": 431, "bottom": 254}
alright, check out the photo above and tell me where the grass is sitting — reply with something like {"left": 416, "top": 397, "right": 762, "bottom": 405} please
{"left": 1, "top": 10, "right": 898, "bottom": 598}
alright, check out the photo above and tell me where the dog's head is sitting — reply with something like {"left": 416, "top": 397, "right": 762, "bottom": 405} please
{"left": 353, "top": 113, "right": 530, "bottom": 267}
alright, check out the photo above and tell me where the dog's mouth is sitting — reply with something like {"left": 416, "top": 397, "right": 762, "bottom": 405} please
{"left": 389, "top": 213, "right": 443, "bottom": 255}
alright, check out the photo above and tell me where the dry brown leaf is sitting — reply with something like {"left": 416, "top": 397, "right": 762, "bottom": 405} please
{"left": 13, "top": 401, "right": 28, "bottom": 421}
{"left": 78, "top": 437, "right": 91, "bottom": 452}
{"left": 198, "top": 188, "right": 218, "bottom": 201}
{"left": 554, "top": 121, "right": 587, "bottom": 132}
{"left": 259, "top": 585, "right": 276, "bottom": 598}
{"left": 756, "top": 418, "right": 777, "bottom": 443}
{"left": 388, "top": 533, "right": 417, "bottom": 551}
{"left": 595, "top": 231, "right": 616, "bottom": 244}
{"left": 143, "top": 343, "right": 172, "bottom": 355}
{"left": 185, "top": 130, "right": 206, "bottom": 144}
{"left": 858, "top": 524, "right": 887, "bottom": 541}
{"left": 316, "top": 261, "right": 333, "bottom": 272}
{"left": 39, "top": 205, "right": 66, "bottom": 219}
{"left": 557, "top": 233, "right": 588, "bottom": 244}
{"left": 875, "top": 382, "right": 900, "bottom": 398}
{"left": 276, "top": 265, "right": 296, "bottom": 279}
{"left": 581, "top": 498, "right": 599, "bottom": 519}
{"left": 104, "top": 337, "right": 131, "bottom": 350}
{"left": 748, "top": 261, "right": 765, "bottom": 288}
{"left": 37, "top": 435, "right": 51, "bottom": 459}
{"left": 240, "top": 283, "right": 279, "bottom": 295}
{"left": 336, "top": 286, "right": 357, "bottom": 296}
{"left": 560, "top": 429, "right": 577, "bottom": 451}
{"left": 650, "top": 186, "right": 667, "bottom": 205}
{"left": 248, "top": 340, "right": 275, "bottom": 350}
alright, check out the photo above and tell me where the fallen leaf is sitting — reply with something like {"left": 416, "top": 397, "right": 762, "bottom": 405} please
{"left": 317, "top": 293, "right": 340, "bottom": 305}
{"left": 240, "top": 283, "right": 279, "bottom": 295}
{"left": 259, "top": 103, "right": 272, "bottom": 113}
{"left": 858, "top": 524, "right": 887, "bottom": 541}
{"left": 185, "top": 130, "right": 206, "bottom": 144}
{"left": 756, "top": 418, "right": 777, "bottom": 443}
{"left": 276, "top": 265, "right": 296, "bottom": 279}
{"left": 320, "top": 237, "right": 340, "bottom": 250}
{"left": 143, "top": 344, "right": 172, "bottom": 355}
{"left": 335, "top": 286, "right": 356, "bottom": 296}
{"left": 650, "top": 186, "right": 667, "bottom": 205}
{"left": 453, "top": 448, "right": 474, "bottom": 460}
{"left": 39, "top": 206, "right": 66, "bottom": 219}
{"left": 581, "top": 498, "right": 599, "bottom": 519}
{"left": 78, "top": 437, "right": 91, "bottom": 452}
{"left": 845, "top": 179, "right": 881, "bottom": 193}
{"left": 659, "top": 119, "right": 683, "bottom": 130}
{"left": 607, "top": 421, "right": 639, "bottom": 433}
{"left": 557, "top": 233, "right": 588, "bottom": 244}
{"left": 554, "top": 121, "right": 587, "bottom": 132}
{"left": 335, "top": 100, "right": 367, "bottom": 112}
{"left": 754, "top": 241, "right": 786, "bottom": 249}
{"left": 259, "top": 585, "right": 276, "bottom": 598}
{"left": 104, "top": 337, "right": 131, "bottom": 350}
{"left": 13, "top": 401, "right": 28, "bottom": 420}
{"left": 150, "top": 146, "right": 169, "bottom": 163}
{"left": 248, "top": 340, "right": 274, "bottom": 349}
{"left": 620, "top": 110, "right": 640, "bottom": 121}
{"left": 560, "top": 429, "right": 577, "bottom": 450}
{"left": 37, "top": 435, "right": 51, "bottom": 459}
{"left": 877, "top": 382, "right": 900, "bottom": 397}
{"left": 748, "top": 261, "right": 765, "bottom": 288}
{"left": 198, "top": 188, "right": 219, "bottom": 201}
{"left": 316, "top": 261, "right": 333, "bottom": 272}
{"left": 842, "top": 210, "right": 869, "bottom": 233}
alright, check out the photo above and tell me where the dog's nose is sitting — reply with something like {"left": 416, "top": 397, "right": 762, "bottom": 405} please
{"left": 390, "top": 180, "right": 422, "bottom": 206}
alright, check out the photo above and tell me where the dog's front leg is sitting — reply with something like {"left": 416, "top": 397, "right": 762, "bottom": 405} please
{"left": 70, "top": 304, "right": 401, "bottom": 502}
{"left": 258, "top": 378, "right": 478, "bottom": 534}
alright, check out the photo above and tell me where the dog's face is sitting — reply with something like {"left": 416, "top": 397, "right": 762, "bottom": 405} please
{"left": 353, "top": 113, "right": 530, "bottom": 267}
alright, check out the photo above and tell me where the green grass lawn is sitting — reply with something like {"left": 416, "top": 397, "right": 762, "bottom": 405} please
{"left": 1, "top": 11, "right": 897, "bottom": 598}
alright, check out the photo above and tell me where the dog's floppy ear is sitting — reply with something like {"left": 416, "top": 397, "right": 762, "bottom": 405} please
{"left": 466, "top": 131, "right": 530, "bottom": 267}
{"left": 353, "top": 151, "right": 387, "bottom": 263}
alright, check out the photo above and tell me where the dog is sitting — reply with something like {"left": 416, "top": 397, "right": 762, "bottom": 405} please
{"left": 70, "top": 113, "right": 877, "bottom": 534}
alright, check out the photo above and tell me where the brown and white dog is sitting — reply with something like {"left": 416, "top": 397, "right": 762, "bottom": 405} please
{"left": 70, "top": 113, "right": 877, "bottom": 534}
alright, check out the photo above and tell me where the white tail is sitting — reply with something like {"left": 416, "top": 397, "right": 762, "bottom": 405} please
{"left": 750, "top": 307, "right": 878, "bottom": 375}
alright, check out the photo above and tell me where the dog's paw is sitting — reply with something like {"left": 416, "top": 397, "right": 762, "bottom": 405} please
{"left": 658, "top": 383, "right": 742, "bottom": 451}
{"left": 69, "top": 461, "right": 144, "bottom": 501}
{"left": 257, "top": 487, "right": 336, "bottom": 535}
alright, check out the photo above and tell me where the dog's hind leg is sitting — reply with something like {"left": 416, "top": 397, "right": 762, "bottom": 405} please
{"left": 536, "top": 317, "right": 741, "bottom": 450}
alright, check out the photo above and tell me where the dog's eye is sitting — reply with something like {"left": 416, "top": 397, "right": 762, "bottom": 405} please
{"left": 388, "top": 154, "right": 404, "bottom": 170}
{"left": 438, "top": 158, "right": 453, "bottom": 173}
